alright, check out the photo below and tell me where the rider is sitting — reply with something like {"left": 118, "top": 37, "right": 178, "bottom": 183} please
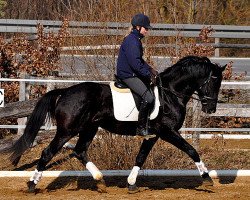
{"left": 116, "top": 13, "right": 158, "bottom": 137}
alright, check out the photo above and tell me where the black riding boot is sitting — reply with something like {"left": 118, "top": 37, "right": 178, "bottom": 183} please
{"left": 136, "top": 101, "right": 156, "bottom": 138}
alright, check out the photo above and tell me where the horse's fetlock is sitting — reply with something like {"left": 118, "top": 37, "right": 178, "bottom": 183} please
{"left": 30, "top": 169, "right": 43, "bottom": 185}
{"left": 94, "top": 171, "right": 103, "bottom": 180}
{"left": 195, "top": 160, "right": 208, "bottom": 175}
{"left": 127, "top": 166, "right": 140, "bottom": 185}
{"left": 86, "top": 162, "right": 103, "bottom": 180}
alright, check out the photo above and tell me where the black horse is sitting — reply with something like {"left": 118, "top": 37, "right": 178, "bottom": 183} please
{"left": 6, "top": 56, "right": 225, "bottom": 193}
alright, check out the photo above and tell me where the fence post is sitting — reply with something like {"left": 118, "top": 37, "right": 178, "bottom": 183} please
{"left": 46, "top": 76, "right": 55, "bottom": 92}
{"left": 191, "top": 97, "right": 202, "bottom": 150}
{"left": 0, "top": 74, "right": 2, "bottom": 108}
{"left": 17, "top": 72, "right": 28, "bottom": 136}
{"left": 215, "top": 38, "right": 220, "bottom": 57}
{"left": 44, "top": 75, "right": 55, "bottom": 129}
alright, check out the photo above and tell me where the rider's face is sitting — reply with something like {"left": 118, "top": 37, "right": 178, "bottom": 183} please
{"left": 137, "top": 26, "right": 149, "bottom": 36}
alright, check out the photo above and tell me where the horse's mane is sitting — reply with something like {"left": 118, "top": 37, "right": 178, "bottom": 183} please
{"left": 162, "top": 56, "right": 212, "bottom": 80}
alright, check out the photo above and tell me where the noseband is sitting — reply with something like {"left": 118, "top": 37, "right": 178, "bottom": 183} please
{"left": 197, "top": 71, "right": 218, "bottom": 104}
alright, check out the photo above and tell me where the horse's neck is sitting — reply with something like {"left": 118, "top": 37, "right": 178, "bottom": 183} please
{"left": 165, "top": 76, "right": 196, "bottom": 105}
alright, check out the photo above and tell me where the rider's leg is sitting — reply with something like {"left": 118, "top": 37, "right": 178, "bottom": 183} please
{"left": 123, "top": 77, "right": 155, "bottom": 137}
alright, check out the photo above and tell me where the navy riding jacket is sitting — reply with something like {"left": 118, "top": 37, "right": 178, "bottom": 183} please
{"left": 116, "top": 29, "right": 151, "bottom": 81}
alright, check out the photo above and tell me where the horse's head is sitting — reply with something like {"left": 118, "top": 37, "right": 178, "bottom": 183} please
{"left": 196, "top": 62, "right": 226, "bottom": 114}
{"left": 158, "top": 56, "right": 227, "bottom": 114}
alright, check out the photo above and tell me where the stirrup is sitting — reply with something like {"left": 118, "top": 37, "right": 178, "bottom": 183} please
{"left": 135, "top": 128, "right": 156, "bottom": 140}
{"left": 143, "top": 134, "right": 157, "bottom": 140}
{"left": 135, "top": 134, "right": 156, "bottom": 140}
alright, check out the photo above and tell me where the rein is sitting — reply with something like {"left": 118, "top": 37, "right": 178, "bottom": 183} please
{"left": 156, "top": 70, "right": 217, "bottom": 109}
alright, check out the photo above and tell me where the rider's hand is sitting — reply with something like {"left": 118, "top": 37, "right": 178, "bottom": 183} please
{"left": 150, "top": 68, "right": 158, "bottom": 85}
{"left": 150, "top": 74, "right": 157, "bottom": 85}
{"left": 150, "top": 68, "right": 158, "bottom": 76}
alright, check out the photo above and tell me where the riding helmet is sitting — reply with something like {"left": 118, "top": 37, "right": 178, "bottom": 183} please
{"left": 131, "top": 13, "right": 152, "bottom": 29}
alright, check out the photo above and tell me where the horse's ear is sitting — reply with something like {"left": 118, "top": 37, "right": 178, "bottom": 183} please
{"left": 220, "top": 64, "right": 227, "bottom": 71}
{"left": 221, "top": 61, "right": 233, "bottom": 71}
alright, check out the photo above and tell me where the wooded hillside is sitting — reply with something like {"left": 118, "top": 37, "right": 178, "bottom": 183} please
{"left": 1, "top": 0, "right": 249, "bottom": 25}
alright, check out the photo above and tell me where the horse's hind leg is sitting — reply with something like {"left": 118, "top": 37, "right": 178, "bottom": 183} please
{"left": 27, "top": 129, "right": 75, "bottom": 192}
{"left": 73, "top": 126, "right": 106, "bottom": 193}
{"left": 160, "top": 129, "right": 214, "bottom": 187}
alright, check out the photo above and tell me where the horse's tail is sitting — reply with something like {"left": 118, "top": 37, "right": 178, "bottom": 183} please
{"left": 7, "top": 89, "right": 64, "bottom": 166}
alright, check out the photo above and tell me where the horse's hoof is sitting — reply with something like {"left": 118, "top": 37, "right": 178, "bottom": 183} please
{"left": 128, "top": 184, "right": 139, "bottom": 194}
{"left": 27, "top": 181, "right": 36, "bottom": 193}
{"left": 96, "top": 179, "right": 107, "bottom": 193}
{"left": 202, "top": 173, "right": 214, "bottom": 187}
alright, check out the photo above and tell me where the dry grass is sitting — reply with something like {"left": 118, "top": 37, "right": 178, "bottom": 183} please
{"left": 0, "top": 130, "right": 249, "bottom": 171}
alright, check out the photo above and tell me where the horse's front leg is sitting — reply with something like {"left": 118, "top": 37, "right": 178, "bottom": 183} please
{"left": 160, "top": 128, "right": 213, "bottom": 187}
{"left": 127, "top": 136, "right": 159, "bottom": 193}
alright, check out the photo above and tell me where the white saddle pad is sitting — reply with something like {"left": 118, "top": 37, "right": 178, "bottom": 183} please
{"left": 110, "top": 82, "right": 160, "bottom": 121}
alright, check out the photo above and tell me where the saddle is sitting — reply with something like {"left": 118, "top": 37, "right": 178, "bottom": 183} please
{"left": 112, "top": 75, "right": 131, "bottom": 93}
{"left": 110, "top": 76, "right": 160, "bottom": 121}
{"left": 112, "top": 75, "right": 144, "bottom": 109}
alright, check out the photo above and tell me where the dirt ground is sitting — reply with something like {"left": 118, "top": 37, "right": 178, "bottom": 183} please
{"left": 0, "top": 136, "right": 249, "bottom": 199}
{"left": 0, "top": 176, "right": 249, "bottom": 200}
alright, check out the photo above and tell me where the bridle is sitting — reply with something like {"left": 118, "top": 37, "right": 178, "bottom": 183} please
{"left": 196, "top": 70, "right": 219, "bottom": 104}
{"left": 157, "top": 70, "right": 218, "bottom": 106}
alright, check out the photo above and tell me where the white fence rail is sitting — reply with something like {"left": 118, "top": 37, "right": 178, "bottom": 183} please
{"left": 0, "top": 169, "right": 250, "bottom": 178}
{"left": 0, "top": 77, "right": 250, "bottom": 87}
{"left": 0, "top": 125, "right": 249, "bottom": 139}
{"left": 1, "top": 19, "right": 249, "bottom": 38}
